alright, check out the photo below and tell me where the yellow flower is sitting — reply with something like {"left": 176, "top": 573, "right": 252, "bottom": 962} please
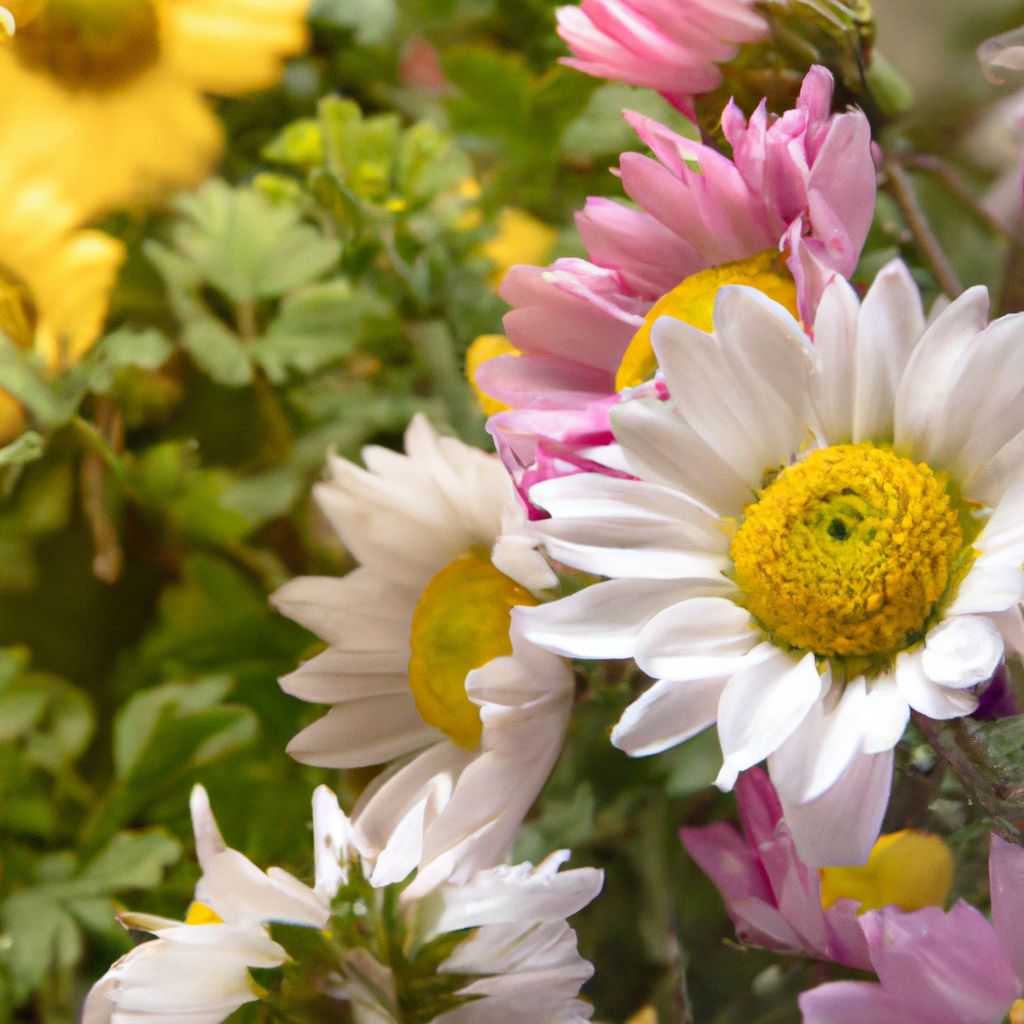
{"left": 0, "top": 0, "right": 47, "bottom": 37}
{"left": 482, "top": 208, "right": 557, "bottom": 289}
{"left": 0, "top": 185, "right": 124, "bottom": 441}
{"left": 0, "top": 0, "right": 311, "bottom": 222}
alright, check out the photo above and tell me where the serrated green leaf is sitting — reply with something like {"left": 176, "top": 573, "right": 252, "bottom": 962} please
{"left": 1, "top": 893, "right": 81, "bottom": 997}
{"left": 311, "top": 0, "right": 396, "bottom": 44}
{"left": 79, "top": 831, "right": 181, "bottom": 891}
{"left": 0, "top": 338, "right": 80, "bottom": 429}
{"left": 181, "top": 317, "right": 254, "bottom": 387}
{"left": 174, "top": 180, "right": 340, "bottom": 302}
{"left": 81, "top": 328, "right": 173, "bottom": 395}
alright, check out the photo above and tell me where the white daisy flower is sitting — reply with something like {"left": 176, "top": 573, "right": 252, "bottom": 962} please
{"left": 82, "top": 785, "right": 348, "bottom": 1024}
{"left": 272, "top": 414, "right": 572, "bottom": 894}
{"left": 516, "top": 261, "right": 1024, "bottom": 866}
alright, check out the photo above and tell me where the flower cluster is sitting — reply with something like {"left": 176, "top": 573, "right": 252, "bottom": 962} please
{"left": 21, "top": 0, "right": 1024, "bottom": 1020}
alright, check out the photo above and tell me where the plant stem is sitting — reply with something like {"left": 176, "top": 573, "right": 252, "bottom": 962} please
{"left": 884, "top": 160, "right": 964, "bottom": 299}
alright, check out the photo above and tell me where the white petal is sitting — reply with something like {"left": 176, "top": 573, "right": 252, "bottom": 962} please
{"left": 286, "top": 695, "right": 439, "bottom": 768}
{"left": 513, "top": 578, "right": 721, "bottom": 659}
{"left": 279, "top": 648, "right": 409, "bottom": 704}
{"left": 714, "top": 646, "right": 823, "bottom": 790}
{"left": 634, "top": 596, "right": 759, "bottom": 680}
{"left": 920, "top": 615, "right": 1004, "bottom": 688}
{"left": 894, "top": 648, "right": 979, "bottom": 719}
{"left": 773, "top": 748, "right": 893, "bottom": 867}
{"left": 947, "top": 564, "right": 1024, "bottom": 616}
{"left": 810, "top": 274, "right": 859, "bottom": 442}
{"left": 992, "top": 605, "right": 1024, "bottom": 657}
{"left": 862, "top": 675, "right": 911, "bottom": 754}
{"left": 767, "top": 678, "right": 869, "bottom": 803}
{"left": 611, "top": 675, "right": 727, "bottom": 756}
{"left": 851, "top": 261, "right": 924, "bottom": 442}
{"left": 610, "top": 396, "right": 753, "bottom": 515}
{"left": 653, "top": 288, "right": 816, "bottom": 491}
{"left": 190, "top": 785, "right": 226, "bottom": 871}
{"left": 894, "top": 285, "right": 990, "bottom": 464}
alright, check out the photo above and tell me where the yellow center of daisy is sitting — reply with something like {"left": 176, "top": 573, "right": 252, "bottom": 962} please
{"left": 409, "top": 548, "right": 537, "bottom": 749}
{"left": 184, "top": 901, "right": 223, "bottom": 926}
{"left": 819, "top": 829, "right": 953, "bottom": 913}
{"left": 730, "top": 444, "right": 969, "bottom": 660}
{"left": 13, "top": 0, "right": 159, "bottom": 90}
{"left": 0, "top": 264, "right": 38, "bottom": 351}
{"left": 615, "top": 249, "right": 800, "bottom": 391}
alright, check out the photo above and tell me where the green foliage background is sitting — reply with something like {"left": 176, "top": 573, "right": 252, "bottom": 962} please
{"left": 1, "top": 1, "right": 1023, "bottom": 1021}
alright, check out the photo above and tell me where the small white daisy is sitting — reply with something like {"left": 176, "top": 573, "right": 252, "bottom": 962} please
{"left": 81, "top": 786, "right": 344, "bottom": 1024}
{"left": 517, "top": 262, "right": 1024, "bottom": 866}
{"left": 272, "top": 415, "right": 572, "bottom": 893}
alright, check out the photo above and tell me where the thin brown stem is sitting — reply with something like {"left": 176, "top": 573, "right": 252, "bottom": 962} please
{"left": 884, "top": 161, "right": 964, "bottom": 299}
{"left": 80, "top": 396, "right": 124, "bottom": 584}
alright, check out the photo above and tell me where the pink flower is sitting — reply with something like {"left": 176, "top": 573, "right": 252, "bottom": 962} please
{"left": 477, "top": 67, "right": 875, "bottom": 506}
{"left": 680, "top": 768, "right": 872, "bottom": 971}
{"left": 800, "top": 835, "right": 1024, "bottom": 1024}
{"left": 556, "top": 0, "right": 769, "bottom": 115}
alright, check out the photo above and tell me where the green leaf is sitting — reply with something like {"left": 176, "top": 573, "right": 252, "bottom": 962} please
{"left": 80, "top": 328, "right": 173, "bottom": 395}
{"left": 173, "top": 180, "right": 341, "bottom": 302}
{"left": 78, "top": 830, "right": 181, "bottom": 891}
{"left": 311, "top": 0, "right": 396, "bottom": 44}
{"left": 444, "top": 48, "right": 533, "bottom": 138}
{"left": 0, "top": 432, "right": 44, "bottom": 468}
{"left": 250, "top": 280, "right": 387, "bottom": 383}
{"left": 0, "top": 338, "right": 79, "bottom": 429}
{"left": 181, "top": 317, "right": 254, "bottom": 388}
{"left": 1, "top": 892, "right": 81, "bottom": 998}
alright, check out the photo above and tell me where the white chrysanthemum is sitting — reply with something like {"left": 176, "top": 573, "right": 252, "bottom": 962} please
{"left": 82, "top": 786, "right": 348, "bottom": 1024}
{"left": 272, "top": 414, "right": 572, "bottom": 894}
{"left": 517, "top": 262, "right": 1024, "bottom": 866}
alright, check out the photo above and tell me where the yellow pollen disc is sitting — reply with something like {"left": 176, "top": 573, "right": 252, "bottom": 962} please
{"left": 730, "top": 444, "right": 966, "bottom": 659}
{"left": 614, "top": 248, "right": 799, "bottom": 391}
{"left": 13, "top": 0, "right": 160, "bottom": 90}
{"left": 820, "top": 829, "right": 953, "bottom": 913}
{"left": 184, "top": 901, "right": 223, "bottom": 926}
{"left": 409, "top": 548, "right": 537, "bottom": 749}
{"left": 1011, "top": 999, "right": 1024, "bottom": 1024}
{"left": 465, "top": 334, "right": 519, "bottom": 416}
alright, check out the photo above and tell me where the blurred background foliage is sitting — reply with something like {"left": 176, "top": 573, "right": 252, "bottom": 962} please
{"left": 2, "top": 0, "right": 1024, "bottom": 1021}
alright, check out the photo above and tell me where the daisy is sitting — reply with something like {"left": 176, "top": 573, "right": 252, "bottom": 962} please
{"left": 517, "top": 261, "right": 1024, "bottom": 865}
{"left": 476, "top": 67, "right": 875, "bottom": 504}
{"left": 800, "top": 835, "right": 1024, "bottom": 1024}
{"left": 0, "top": 0, "right": 310, "bottom": 223}
{"left": 272, "top": 414, "right": 572, "bottom": 894}
{"left": 82, "top": 785, "right": 340, "bottom": 1024}
{"left": 556, "top": 0, "right": 769, "bottom": 116}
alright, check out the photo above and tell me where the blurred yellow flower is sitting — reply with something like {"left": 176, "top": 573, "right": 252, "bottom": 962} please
{"left": 0, "top": 0, "right": 47, "bottom": 37}
{"left": 0, "top": 184, "right": 124, "bottom": 441}
{"left": 465, "top": 334, "right": 519, "bottom": 416}
{"left": 0, "top": 0, "right": 311, "bottom": 222}
{"left": 482, "top": 208, "right": 557, "bottom": 288}
{"left": 820, "top": 829, "right": 954, "bottom": 914}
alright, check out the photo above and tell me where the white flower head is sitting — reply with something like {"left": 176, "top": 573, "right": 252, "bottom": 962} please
{"left": 272, "top": 414, "right": 572, "bottom": 892}
{"left": 81, "top": 785, "right": 347, "bottom": 1024}
{"left": 517, "top": 262, "right": 1024, "bottom": 867}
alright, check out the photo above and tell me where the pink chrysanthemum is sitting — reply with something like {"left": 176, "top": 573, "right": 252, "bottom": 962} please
{"left": 478, "top": 66, "right": 875, "bottom": 507}
{"left": 556, "top": 0, "right": 769, "bottom": 115}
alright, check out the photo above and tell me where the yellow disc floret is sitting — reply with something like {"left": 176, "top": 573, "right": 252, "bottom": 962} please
{"left": 13, "top": 0, "right": 159, "bottom": 90}
{"left": 184, "top": 901, "right": 223, "bottom": 926}
{"left": 730, "top": 444, "right": 966, "bottom": 659}
{"left": 409, "top": 548, "right": 537, "bottom": 750}
{"left": 615, "top": 248, "right": 800, "bottom": 391}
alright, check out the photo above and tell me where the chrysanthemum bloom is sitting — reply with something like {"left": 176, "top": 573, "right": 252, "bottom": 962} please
{"left": 556, "top": 0, "right": 769, "bottom": 115}
{"left": 477, "top": 67, "right": 875, "bottom": 503}
{"left": 517, "top": 261, "right": 1024, "bottom": 865}
{"left": 82, "top": 785, "right": 339, "bottom": 1024}
{"left": 0, "top": 184, "right": 124, "bottom": 440}
{"left": 85, "top": 786, "right": 603, "bottom": 1024}
{"left": 0, "top": 0, "right": 310, "bottom": 223}
{"left": 681, "top": 768, "right": 952, "bottom": 970}
{"left": 800, "top": 834, "right": 1024, "bottom": 1024}
{"left": 272, "top": 415, "right": 572, "bottom": 895}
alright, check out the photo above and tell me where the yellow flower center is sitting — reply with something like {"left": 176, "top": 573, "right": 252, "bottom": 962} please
{"left": 730, "top": 444, "right": 970, "bottom": 660}
{"left": 184, "top": 901, "right": 223, "bottom": 926}
{"left": 409, "top": 548, "right": 537, "bottom": 749}
{"left": 615, "top": 249, "right": 799, "bottom": 391}
{"left": 13, "top": 0, "right": 159, "bottom": 91}
{"left": 0, "top": 264, "right": 38, "bottom": 351}
{"left": 820, "top": 829, "right": 953, "bottom": 913}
